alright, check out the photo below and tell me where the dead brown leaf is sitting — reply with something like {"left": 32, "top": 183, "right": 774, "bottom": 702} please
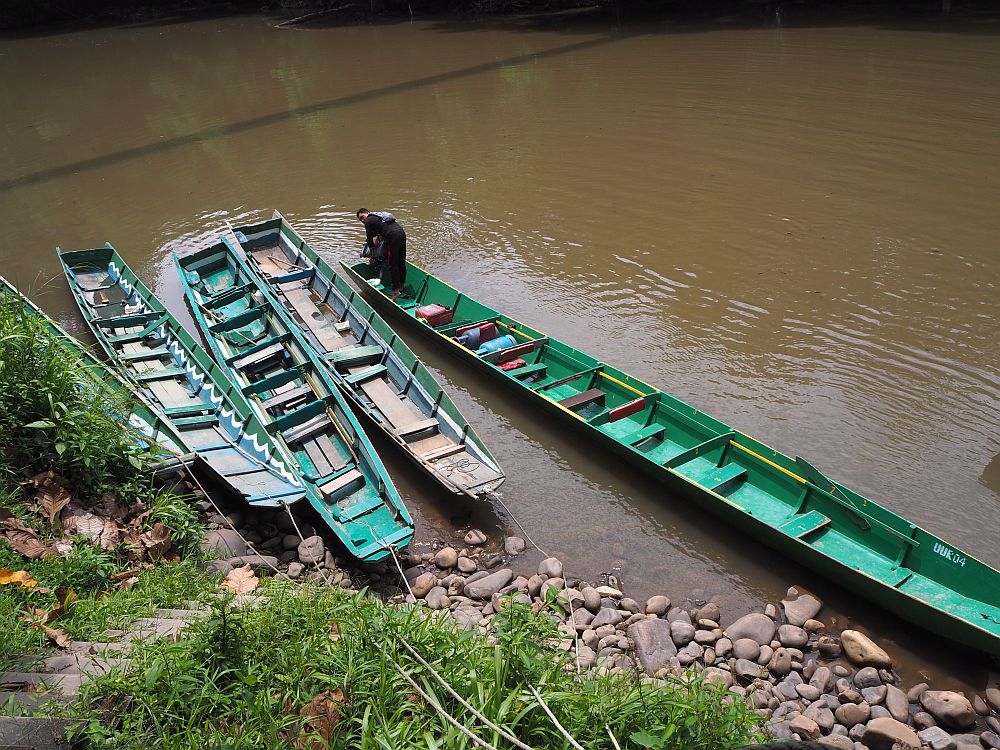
{"left": 328, "top": 622, "right": 340, "bottom": 641}
{"left": 34, "top": 487, "right": 71, "bottom": 526}
{"left": 298, "top": 689, "right": 346, "bottom": 749}
{"left": 98, "top": 522, "right": 121, "bottom": 551}
{"left": 111, "top": 568, "right": 140, "bottom": 582}
{"left": 62, "top": 510, "right": 104, "bottom": 538}
{"left": 0, "top": 569, "right": 38, "bottom": 588}
{"left": 140, "top": 522, "right": 171, "bottom": 560}
{"left": 41, "top": 625, "right": 72, "bottom": 649}
{"left": 222, "top": 564, "right": 258, "bottom": 593}
{"left": 0, "top": 516, "right": 52, "bottom": 559}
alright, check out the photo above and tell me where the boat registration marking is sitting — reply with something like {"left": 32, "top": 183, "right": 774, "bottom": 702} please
{"left": 932, "top": 542, "right": 966, "bottom": 567}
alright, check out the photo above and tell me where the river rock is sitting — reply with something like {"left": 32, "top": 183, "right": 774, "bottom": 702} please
{"left": 973, "top": 695, "right": 991, "bottom": 716}
{"left": 732, "top": 638, "right": 761, "bottom": 661}
{"left": 908, "top": 682, "right": 930, "bottom": 702}
{"left": 504, "top": 536, "right": 526, "bottom": 555}
{"left": 817, "top": 635, "right": 842, "bottom": 658}
{"left": 810, "top": 665, "right": 832, "bottom": 692}
{"left": 575, "top": 644, "right": 597, "bottom": 670}
{"left": 434, "top": 546, "right": 459, "bottom": 568}
{"left": 854, "top": 667, "right": 882, "bottom": 688}
{"left": 840, "top": 630, "right": 891, "bottom": 668}
{"left": 912, "top": 711, "right": 936, "bottom": 730}
{"left": 817, "top": 735, "right": 853, "bottom": 750}
{"left": 462, "top": 529, "right": 487, "bottom": 546}
{"left": 803, "top": 618, "right": 826, "bottom": 633}
{"left": 734, "top": 658, "right": 766, "bottom": 682}
{"left": 286, "top": 561, "right": 305, "bottom": 579}
{"left": 987, "top": 688, "right": 1000, "bottom": 713}
{"left": 619, "top": 597, "right": 641, "bottom": 614}
{"left": 425, "top": 586, "right": 449, "bottom": 610}
{"left": 591, "top": 607, "right": 623, "bottom": 629}
{"left": 297, "top": 535, "right": 325, "bottom": 565}
{"left": 989, "top": 717, "right": 1000, "bottom": 736}
{"left": 581, "top": 587, "right": 602, "bottom": 613}
{"left": 715, "top": 637, "right": 732, "bottom": 657}
{"left": 202, "top": 529, "right": 247, "bottom": 558}
{"left": 235, "top": 554, "right": 279, "bottom": 573}
{"left": 571, "top": 608, "right": 595, "bottom": 631}
{"left": 916, "top": 726, "right": 957, "bottom": 750}
{"left": 411, "top": 572, "right": 438, "bottom": 598}
{"left": 796, "top": 683, "right": 822, "bottom": 701}
{"left": 466, "top": 568, "right": 513, "bottom": 600}
{"left": 778, "top": 624, "right": 809, "bottom": 648}
{"left": 789, "top": 714, "right": 821, "bottom": 740}
{"left": 863, "top": 717, "right": 920, "bottom": 750}
{"left": 981, "top": 731, "right": 1000, "bottom": 750}
{"left": 861, "top": 685, "right": 887, "bottom": 705}
{"left": 835, "top": 701, "right": 871, "bottom": 727}
{"left": 782, "top": 587, "right": 823, "bottom": 626}
{"left": 538, "top": 557, "right": 563, "bottom": 578}
{"left": 870, "top": 705, "right": 891, "bottom": 720}
{"left": 769, "top": 647, "right": 792, "bottom": 677}
{"left": 757, "top": 644, "right": 773, "bottom": 666}
{"left": 206, "top": 559, "right": 233, "bottom": 575}
{"left": 627, "top": 618, "right": 676, "bottom": 674}
{"left": 279, "top": 533, "right": 298, "bottom": 551}
{"left": 696, "top": 602, "right": 721, "bottom": 623}
{"left": 645, "top": 594, "right": 670, "bottom": 616}
{"left": 725, "top": 613, "right": 776, "bottom": 645}
{"left": 884, "top": 684, "right": 908, "bottom": 722}
{"left": 703, "top": 667, "right": 733, "bottom": 689}
{"left": 919, "top": 691, "right": 976, "bottom": 729}
{"left": 452, "top": 606, "right": 483, "bottom": 630}
{"left": 670, "top": 620, "right": 695, "bottom": 646}
{"left": 457, "top": 556, "right": 477, "bottom": 574}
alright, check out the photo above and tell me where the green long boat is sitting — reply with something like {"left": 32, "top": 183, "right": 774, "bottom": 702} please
{"left": 0, "top": 273, "right": 186, "bottom": 459}
{"left": 224, "top": 212, "right": 504, "bottom": 499}
{"left": 57, "top": 246, "right": 309, "bottom": 510}
{"left": 175, "top": 239, "right": 413, "bottom": 562}
{"left": 341, "top": 258, "right": 1000, "bottom": 657}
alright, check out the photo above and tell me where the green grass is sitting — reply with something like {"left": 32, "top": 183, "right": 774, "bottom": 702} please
{"left": 71, "top": 582, "right": 765, "bottom": 750}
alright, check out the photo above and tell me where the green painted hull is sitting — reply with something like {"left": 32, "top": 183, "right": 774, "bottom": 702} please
{"left": 0, "top": 273, "right": 186, "bottom": 458}
{"left": 57, "top": 245, "right": 308, "bottom": 509}
{"left": 176, "top": 239, "right": 413, "bottom": 562}
{"left": 341, "top": 258, "right": 1000, "bottom": 657}
{"left": 227, "top": 211, "right": 504, "bottom": 499}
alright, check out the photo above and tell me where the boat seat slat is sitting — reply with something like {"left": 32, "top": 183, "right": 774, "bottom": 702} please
{"left": 339, "top": 494, "right": 384, "bottom": 522}
{"left": 134, "top": 366, "right": 187, "bottom": 383}
{"left": 326, "top": 345, "right": 384, "bottom": 369}
{"left": 319, "top": 469, "right": 364, "bottom": 500}
{"left": 260, "top": 384, "right": 314, "bottom": 412}
{"left": 95, "top": 312, "right": 160, "bottom": 329}
{"left": 120, "top": 348, "right": 170, "bottom": 362}
{"left": 302, "top": 438, "right": 333, "bottom": 477}
{"left": 624, "top": 424, "right": 665, "bottom": 446}
{"left": 315, "top": 433, "right": 349, "bottom": 473}
{"left": 173, "top": 414, "right": 220, "bottom": 430}
{"left": 779, "top": 510, "right": 831, "bottom": 539}
{"left": 107, "top": 317, "right": 167, "bottom": 344}
{"left": 395, "top": 417, "right": 439, "bottom": 438}
{"left": 559, "top": 388, "right": 606, "bottom": 411}
{"left": 699, "top": 462, "right": 747, "bottom": 491}
{"left": 231, "top": 342, "right": 285, "bottom": 372}
{"left": 162, "top": 403, "right": 215, "bottom": 418}
{"left": 344, "top": 364, "right": 388, "bottom": 386}
{"left": 282, "top": 413, "right": 331, "bottom": 444}
{"left": 422, "top": 442, "right": 465, "bottom": 462}
{"left": 509, "top": 363, "right": 547, "bottom": 380}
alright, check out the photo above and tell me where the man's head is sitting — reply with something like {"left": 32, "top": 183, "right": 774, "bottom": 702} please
{"left": 356, "top": 208, "right": 369, "bottom": 222}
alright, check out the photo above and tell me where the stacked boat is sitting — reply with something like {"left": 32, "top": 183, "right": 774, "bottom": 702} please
{"left": 43, "top": 210, "right": 1000, "bottom": 659}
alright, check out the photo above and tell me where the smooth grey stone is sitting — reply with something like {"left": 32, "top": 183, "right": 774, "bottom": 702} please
{"left": 769, "top": 647, "right": 792, "bottom": 677}
{"left": 581, "top": 587, "right": 602, "bottom": 613}
{"left": 434, "top": 546, "right": 459, "bottom": 569}
{"left": 201, "top": 529, "right": 247, "bottom": 558}
{"left": 715, "top": 637, "right": 732, "bottom": 657}
{"left": 973, "top": 695, "right": 991, "bottom": 716}
{"left": 571, "top": 608, "right": 596, "bottom": 631}
{"left": 481, "top": 554, "right": 503, "bottom": 569}
{"left": 733, "top": 638, "right": 761, "bottom": 661}
{"left": 504, "top": 536, "right": 526, "bottom": 555}
{"left": 818, "top": 735, "right": 854, "bottom": 750}
{"left": 618, "top": 597, "right": 641, "bottom": 614}
{"left": 591, "top": 608, "right": 623, "bottom": 629}
{"left": 987, "top": 688, "right": 1000, "bottom": 713}
{"left": 296, "top": 535, "right": 325, "bottom": 565}
{"left": 854, "top": 667, "right": 882, "bottom": 688}
{"left": 666, "top": 608, "right": 692, "bottom": 624}
{"left": 980, "top": 731, "right": 1000, "bottom": 750}
{"left": 286, "top": 561, "right": 305, "bottom": 579}
{"left": 779, "top": 624, "right": 809, "bottom": 648}
{"left": 411, "top": 572, "right": 438, "bottom": 598}
{"left": 797, "top": 683, "right": 822, "bottom": 701}
{"left": 694, "top": 629, "right": 717, "bottom": 645}
{"left": 670, "top": 620, "right": 695, "bottom": 646}
{"left": 789, "top": 715, "right": 821, "bottom": 741}
{"left": 734, "top": 658, "right": 766, "bottom": 683}
{"left": 703, "top": 667, "right": 733, "bottom": 689}
{"left": 757, "top": 644, "right": 774, "bottom": 666}
{"left": 884, "top": 684, "right": 908, "bottom": 722}
{"left": 782, "top": 586, "right": 823, "bottom": 626}
{"left": 810, "top": 665, "right": 832, "bottom": 692}
{"left": 725, "top": 613, "right": 776, "bottom": 645}
{"left": 869, "top": 705, "right": 891, "bottom": 719}
{"left": 457, "top": 556, "right": 478, "bottom": 574}
{"left": 835, "top": 701, "right": 871, "bottom": 727}
{"left": 840, "top": 630, "right": 891, "bottom": 668}
{"left": 912, "top": 711, "right": 936, "bottom": 729}
{"left": 645, "top": 595, "right": 670, "bottom": 616}
{"left": 281, "top": 534, "right": 300, "bottom": 550}
{"left": 451, "top": 606, "right": 482, "bottom": 630}
{"left": 627, "top": 618, "right": 676, "bottom": 675}
{"left": 988, "top": 717, "right": 1000, "bottom": 736}
{"left": 907, "top": 682, "right": 930, "bottom": 702}
{"left": 920, "top": 691, "right": 977, "bottom": 730}
{"left": 463, "top": 529, "right": 487, "bottom": 546}
{"left": 818, "top": 635, "right": 843, "bottom": 658}
{"left": 465, "top": 569, "right": 513, "bottom": 600}
{"left": 575, "top": 644, "right": 597, "bottom": 670}
{"left": 862, "top": 717, "right": 920, "bottom": 750}
{"left": 862, "top": 686, "right": 887, "bottom": 705}
{"left": 425, "top": 587, "right": 449, "bottom": 610}
{"left": 234, "top": 554, "right": 279, "bottom": 573}
{"left": 537, "top": 557, "right": 563, "bottom": 578}
{"left": 696, "top": 602, "right": 721, "bottom": 623}
{"left": 803, "top": 701, "right": 835, "bottom": 731}
{"left": 206, "top": 559, "right": 233, "bottom": 575}
{"left": 916, "top": 726, "right": 956, "bottom": 750}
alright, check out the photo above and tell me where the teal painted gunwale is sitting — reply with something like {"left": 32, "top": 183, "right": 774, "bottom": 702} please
{"left": 340, "top": 258, "right": 1000, "bottom": 658}
{"left": 228, "top": 212, "right": 505, "bottom": 498}
{"left": 57, "top": 245, "right": 307, "bottom": 507}
{"left": 0, "top": 273, "right": 186, "bottom": 458}
{"left": 175, "top": 240, "right": 413, "bottom": 562}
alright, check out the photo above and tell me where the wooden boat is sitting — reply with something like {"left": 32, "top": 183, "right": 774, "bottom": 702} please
{"left": 175, "top": 239, "right": 414, "bottom": 562}
{"left": 223, "top": 212, "right": 504, "bottom": 499}
{"left": 0, "top": 273, "right": 186, "bottom": 459}
{"left": 57, "top": 246, "right": 308, "bottom": 510}
{"left": 340, "top": 258, "right": 1000, "bottom": 657}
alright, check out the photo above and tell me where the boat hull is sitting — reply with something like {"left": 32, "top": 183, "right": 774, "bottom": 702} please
{"left": 339, "top": 259, "right": 1000, "bottom": 657}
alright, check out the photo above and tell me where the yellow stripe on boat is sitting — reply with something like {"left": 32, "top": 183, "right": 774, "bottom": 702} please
{"left": 598, "top": 371, "right": 651, "bottom": 397}
{"left": 732, "top": 441, "right": 806, "bottom": 484}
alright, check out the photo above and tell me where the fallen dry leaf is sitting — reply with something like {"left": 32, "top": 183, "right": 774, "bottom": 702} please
{"left": 98, "top": 522, "right": 121, "bottom": 551}
{"left": 140, "top": 522, "right": 171, "bottom": 560}
{"left": 328, "top": 622, "right": 340, "bottom": 641}
{"left": 222, "top": 564, "right": 258, "bottom": 594}
{"left": 34, "top": 487, "right": 71, "bottom": 526}
{"left": 0, "top": 516, "right": 52, "bottom": 559}
{"left": 298, "top": 689, "right": 346, "bottom": 749}
{"left": 62, "top": 511, "right": 104, "bottom": 538}
{"left": 0, "top": 569, "right": 38, "bottom": 588}
{"left": 41, "top": 625, "right": 72, "bottom": 649}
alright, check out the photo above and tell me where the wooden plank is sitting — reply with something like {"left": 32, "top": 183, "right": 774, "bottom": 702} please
{"left": 326, "top": 345, "right": 383, "bottom": 369}
{"left": 408, "top": 433, "right": 452, "bottom": 455}
{"left": 301, "top": 438, "right": 333, "bottom": 477}
{"left": 283, "top": 413, "right": 331, "bottom": 444}
{"left": 396, "top": 418, "right": 439, "bottom": 438}
{"left": 260, "top": 384, "right": 313, "bottom": 412}
{"left": 559, "top": 388, "right": 606, "bottom": 411}
{"left": 344, "top": 364, "right": 387, "bottom": 386}
{"left": 422, "top": 443, "right": 466, "bottom": 462}
{"left": 231, "top": 342, "right": 284, "bottom": 372}
{"left": 318, "top": 469, "right": 362, "bottom": 498}
{"left": 283, "top": 287, "right": 353, "bottom": 352}
{"left": 358, "top": 377, "right": 424, "bottom": 428}
{"left": 314, "top": 433, "right": 349, "bottom": 472}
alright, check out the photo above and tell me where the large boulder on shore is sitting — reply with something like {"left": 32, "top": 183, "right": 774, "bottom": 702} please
{"left": 465, "top": 569, "right": 513, "bottom": 600}
{"left": 627, "top": 618, "right": 676, "bottom": 674}
{"left": 862, "top": 717, "right": 920, "bottom": 750}
{"left": 920, "top": 690, "right": 977, "bottom": 729}
{"left": 841, "top": 629, "right": 892, "bottom": 668}
{"left": 781, "top": 586, "right": 823, "bottom": 626}
{"left": 201, "top": 529, "right": 247, "bottom": 558}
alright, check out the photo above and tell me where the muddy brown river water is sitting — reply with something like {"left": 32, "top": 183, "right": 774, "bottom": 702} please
{"left": 1, "top": 10, "right": 998, "bottom": 689}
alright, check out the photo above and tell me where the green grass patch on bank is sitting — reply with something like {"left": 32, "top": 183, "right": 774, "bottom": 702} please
{"left": 72, "top": 582, "right": 765, "bottom": 750}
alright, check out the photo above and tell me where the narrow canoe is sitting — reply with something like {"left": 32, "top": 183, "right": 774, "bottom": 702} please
{"left": 225, "top": 212, "right": 504, "bottom": 499}
{"left": 0, "top": 273, "right": 186, "bottom": 459}
{"left": 340, "top": 258, "right": 1000, "bottom": 657}
{"left": 175, "top": 239, "right": 413, "bottom": 562}
{"left": 57, "top": 245, "right": 308, "bottom": 510}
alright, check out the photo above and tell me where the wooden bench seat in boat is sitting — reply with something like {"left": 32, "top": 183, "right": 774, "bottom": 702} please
{"left": 108, "top": 317, "right": 167, "bottom": 344}
{"left": 344, "top": 364, "right": 387, "bottom": 386}
{"left": 623, "top": 424, "right": 666, "bottom": 446}
{"left": 260, "top": 384, "right": 314, "bottom": 413}
{"left": 173, "top": 413, "right": 220, "bottom": 430}
{"left": 282, "top": 413, "right": 331, "bottom": 444}
{"left": 395, "top": 417, "right": 439, "bottom": 438}
{"left": 120, "top": 348, "right": 170, "bottom": 363}
{"left": 231, "top": 342, "right": 285, "bottom": 372}
{"left": 326, "top": 345, "right": 384, "bottom": 369}
{"left": 134, "top": 366, "right": 187, "bottom": 383}
{"left": 509, "top": 363, "right": 547, "bottom": 380}
{"left": 558, "top": 388, "right": 606, "bottom": 411}
{"left": 162, "top": 403, "right": 215, "bottom": 418}
{"left": 318, "top": 469, "right": 364, "bottom": 502}
{"left": 302, "top": 433, "right": 348, "bottom": 477}
{"left": 779, "top": 509, "right": 831, "bottom": 539}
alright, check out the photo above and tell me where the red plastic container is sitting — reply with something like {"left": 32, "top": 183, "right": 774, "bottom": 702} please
{"left": 415, "top": 304, "right": 454, "bottom": 327}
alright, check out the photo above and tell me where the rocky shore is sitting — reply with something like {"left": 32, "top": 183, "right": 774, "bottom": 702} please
{"left": 198, "top": 498, "right": 1000, "bottom": 750}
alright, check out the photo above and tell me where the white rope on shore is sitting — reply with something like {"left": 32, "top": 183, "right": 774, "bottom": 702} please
{"left": 606, "top": 724, "right": 623, "bottom": 750}
{"left": 527, "top": 685, "right": 587, "bottom": 750}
